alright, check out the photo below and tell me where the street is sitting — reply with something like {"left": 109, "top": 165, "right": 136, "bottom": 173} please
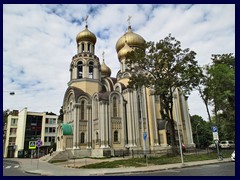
{"left": 117, "top": 162, "right": 235, "bottom": 176}
{"left": 3, "top": 159, "right": 39, "bottom": 176}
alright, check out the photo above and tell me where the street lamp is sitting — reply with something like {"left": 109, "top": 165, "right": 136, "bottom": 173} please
{"left": 173, "top": 94, "right": 184, "bottom": 165}
{"left": 196, "top": 123, "right": 200, "bottom": 149}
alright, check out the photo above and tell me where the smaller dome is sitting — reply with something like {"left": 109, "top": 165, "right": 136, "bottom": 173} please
{"left": 76, "top": 25, "right": 97, "bottom": 45}
{"left": 101, "top": 60, "right": 111, "bottom": 78}
{"left": 118, "top": 41, "right": 133, "bottom": 60}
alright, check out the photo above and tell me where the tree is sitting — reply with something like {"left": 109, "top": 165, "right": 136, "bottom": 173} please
{"left": 202, "top": 54, "right": 235, "bottom": 140}
{"left": 58, "top": 106, "right": 64, "bottom": 124}
{"left": 126, "top": 34, "right": 202, "bottom": 147}
{"left": 190, "top": 115, "right": 212, "bottom": 148}
{"left": 3, "top": 109, "right": 10, "bottom": 127}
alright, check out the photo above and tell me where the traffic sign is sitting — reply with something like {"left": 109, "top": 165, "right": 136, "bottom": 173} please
{"left": 36, "top": 140, "right": 42, "bottom": 147}
{"left": 212, "top": 126, "right": 218, "bottom": 132}
{"left": 212, "top": 126, "right": 219, "bottom": 141}
{"left": 143, "top": 132, "right": 147, "bottom": 141}
{"left": 29, "top": 141, "right": 36, "bottom": 149}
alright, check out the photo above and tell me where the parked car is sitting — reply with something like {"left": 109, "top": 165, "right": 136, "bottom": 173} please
{"left": 219, "top": 140, "right": 235, "bottom": 149}
{"left": 208, "top": 143, "right": 216, "bottom": 149}
{"left": 231, "top": 151, "right": 235, "bottom": 161}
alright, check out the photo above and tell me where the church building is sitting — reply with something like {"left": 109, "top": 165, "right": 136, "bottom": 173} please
{"left": 56, "top": 19, "right": 195, "bottom": 157}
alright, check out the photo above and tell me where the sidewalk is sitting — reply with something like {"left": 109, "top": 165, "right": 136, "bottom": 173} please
{"left": 11, "top": 157, "right": 232, "bottom": 176}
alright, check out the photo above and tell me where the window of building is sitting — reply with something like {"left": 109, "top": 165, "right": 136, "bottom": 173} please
{"left": 77, "top": 61, "right": 83, "bottom": 79}
{"left": 113, "top": 96, "right": 118, "bottom": 117}
{"left": 11, "top": 118, "right": 18, "bottom": 126}
{"left": 114, "top": 131, "right": 118, "bottom": 142}
{"left": 80, "top": 101, "right": 85, "bottom": 120}
{"left": 82, "top": 43, "right": 84, "bottom": 52}
{"left": 46, "top": 118, "right": 49, "bottom": 124}
{"left": 80, "top": 132, "right": 85, "bottom": 143}
{"left": 87, "top": 43, "right": 90, "bottom": 52}
{"left": 88, "top": 61, "right": 94, "bottom": 78}
{"left": 96, "top": 132, "right": 99, "bottom": 144}
{"left": 10, "top": 128, "right": 17, "bottom": 135}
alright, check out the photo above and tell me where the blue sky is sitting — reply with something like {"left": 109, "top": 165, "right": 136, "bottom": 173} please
{"left": 3, "top": 4, "right": 235, "bottom": 120}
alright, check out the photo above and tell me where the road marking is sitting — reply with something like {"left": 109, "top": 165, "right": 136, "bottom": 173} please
{"left": 5, "top": 166, "right": 11, "bottom": 169}
{"left": 14, "top": 165, "right": 19, "bottom": 168}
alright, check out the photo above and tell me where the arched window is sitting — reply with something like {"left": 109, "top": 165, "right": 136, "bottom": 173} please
{"left": 77, "top": 61, "right": 83, "bottom": 79}
{"left": 113, "top": 97, "right": 118, "bottom": 117}
{"left": 80, "top": 132, "right": 85, "bottom": 143}
{"left": 96, "top": 132, "right": 99, "bottom": 144}
{"left": 81, "top": 43, "right": 84, "bottom": 52}
{"left": 88, "top": 61, "right": 94, "bottom": 78}
{"left": 80, "top": 101, "right": 85, "bottom": 120}
{"left": 114, "top": 131, "right": 118, "bottom": 142}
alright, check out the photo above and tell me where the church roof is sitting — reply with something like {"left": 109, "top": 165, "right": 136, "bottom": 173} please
{"left": 62, "top": 123, "right": 73, "bottom": 135}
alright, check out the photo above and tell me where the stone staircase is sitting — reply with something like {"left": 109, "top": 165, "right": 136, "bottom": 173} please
{"left": 40, "top": 150, "right": 74, "bottom": 162}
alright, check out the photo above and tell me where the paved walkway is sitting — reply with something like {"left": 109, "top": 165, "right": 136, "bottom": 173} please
{"left": 9, "top": 157, "right": 232, "bottom": 176}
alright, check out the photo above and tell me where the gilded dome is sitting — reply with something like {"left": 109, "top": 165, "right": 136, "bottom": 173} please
{"left": 76, "top": 25, "right": 97, "bottom": 45}
{"left": 116, "top": 26, "right": 145, "bottom": 53}
{"left": 118, "top": 41, "right": 133, "bottom": 60}
{"left": 101, "top": 60, "right": 111, "bottom": 78}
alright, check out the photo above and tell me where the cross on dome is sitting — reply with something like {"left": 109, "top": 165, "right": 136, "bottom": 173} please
{"left": 85, "top": 15, "right": 88, "bottom": 26}
{"left": 127, "top": 16, "right": 132, "bottom": 26}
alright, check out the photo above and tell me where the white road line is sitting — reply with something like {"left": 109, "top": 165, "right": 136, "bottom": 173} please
{"left": 5, "top": 166, "right": 11, "bottom": 169}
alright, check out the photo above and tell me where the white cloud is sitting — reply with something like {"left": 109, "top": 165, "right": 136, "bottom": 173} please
{"left": 3, "top": 4, "right": 235, "bottom": 121}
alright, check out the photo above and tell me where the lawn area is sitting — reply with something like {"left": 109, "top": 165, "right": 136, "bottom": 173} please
{"left": 80, "top": 150, "right": 232, "bottom": 169}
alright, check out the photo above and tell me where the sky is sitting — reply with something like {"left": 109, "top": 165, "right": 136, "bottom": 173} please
{"left": 3, "top": 4, "right": 235, "bottom": 120}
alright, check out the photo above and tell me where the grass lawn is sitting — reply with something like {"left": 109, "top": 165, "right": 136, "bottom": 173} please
{"left": 79, "top": 150, "right": 232, "bottom": 169}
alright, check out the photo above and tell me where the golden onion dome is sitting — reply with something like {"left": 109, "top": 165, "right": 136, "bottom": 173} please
{"left": 76, "top": 25, "right": 97, "bottom": 45}
{"left": 116, "top": 26, "right": 145, "bottom": 53}
{"left": 118, "top": 41, "right": 133, "bottom": 60}
{"left": 101, "top": 60, "right": 111, "bottom": 78}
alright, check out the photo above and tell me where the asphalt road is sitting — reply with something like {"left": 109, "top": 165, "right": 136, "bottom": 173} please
{"left": 3, "top": 159, "right": 39, "bottom": 176}
{"left": 119, "top": 162, "right": 235, "bottom": 176}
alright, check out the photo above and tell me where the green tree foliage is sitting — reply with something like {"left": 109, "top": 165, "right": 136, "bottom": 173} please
{"left": 126, "top": 34, "right": 202, "bottom": 147}
{"left": 58, "top": 106, "right": 64, "bottom": 124}
{"left": 3, "top": 109, "right": 10, "bottom": 126}
{"left": 190, "top": 115, "right": 212, "bottom": 148}
{"left": 204, "top": 54, "right": 235, "bottom": 140}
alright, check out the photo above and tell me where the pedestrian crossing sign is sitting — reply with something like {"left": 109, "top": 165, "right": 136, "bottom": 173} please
{"left": 29, "top": 141, "right": 36, "bottom": 149}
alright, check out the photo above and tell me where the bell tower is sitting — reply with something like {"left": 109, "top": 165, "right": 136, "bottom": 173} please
{"left": 68, "top": 16, "right": 101, "bottom": 95}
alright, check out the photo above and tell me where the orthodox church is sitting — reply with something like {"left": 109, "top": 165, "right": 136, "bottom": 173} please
{"left": 56, "top": 19, "right": 195, "bottom": 157}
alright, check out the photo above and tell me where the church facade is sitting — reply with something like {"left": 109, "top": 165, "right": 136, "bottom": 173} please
{"left": 56, "top": 21, "right": 195, "bottom": 157}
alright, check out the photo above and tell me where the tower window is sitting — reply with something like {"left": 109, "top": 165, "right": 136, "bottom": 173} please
{"left": 87, "top": 43, "right": 90, "bottom": 52}
{"left": 81, "top": 43, "right": 84, "bottom": 52}
{"left": 77, "top": 61, "right": 83, "bottom": 79}
{"left": 88, "top": 61, "right": 94, "bottom": 78}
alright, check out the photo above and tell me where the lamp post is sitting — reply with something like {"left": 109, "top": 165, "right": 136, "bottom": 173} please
{"left": 196, "top": 123, "right": 200, "bottom": 149}
{"left": 173, "top": 94, "right": 184, "bottom": 165}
